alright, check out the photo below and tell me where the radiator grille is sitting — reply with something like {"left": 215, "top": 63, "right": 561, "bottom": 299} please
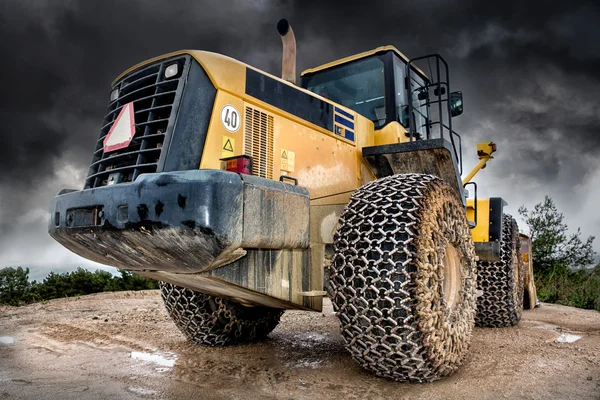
{"left": 84, "top": 56, "right": 189, "bottom": 189}
{"left": 244, "top": 107, "right": 274, "bottom": 179}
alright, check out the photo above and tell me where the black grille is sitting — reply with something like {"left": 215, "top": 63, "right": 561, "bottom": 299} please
{"left": 84, "top": 56, "right": 190, "bottom": 189}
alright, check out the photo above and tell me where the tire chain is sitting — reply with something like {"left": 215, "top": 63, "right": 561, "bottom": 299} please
{"left": 160, "top": 282, "right": 284, "bottom": 346}
{"left": 475, "top": 214, "right": 524, "bottom": 327}
{"left": 330, "top": 173, "right": 477, "bottom": 382}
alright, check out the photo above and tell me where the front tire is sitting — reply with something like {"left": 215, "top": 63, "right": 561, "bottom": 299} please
{"left": 330, "top": 174, "right": 477, "bottom": 382}
{"left": 160, "top": 282, "right": 283, "bottom": 346}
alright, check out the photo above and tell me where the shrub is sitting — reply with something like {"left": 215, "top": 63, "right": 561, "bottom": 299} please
{"left": 0, "top": 267, "right": 159, "bottom": 306}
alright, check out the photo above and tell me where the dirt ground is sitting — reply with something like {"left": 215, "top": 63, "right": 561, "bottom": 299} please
{"left": 0, "top": 291, "right": 599, "bottom": 400}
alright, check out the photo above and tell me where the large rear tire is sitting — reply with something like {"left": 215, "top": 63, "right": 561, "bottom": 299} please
{"left": 160, "top": 282, "right": 283, "bottom": 346}
{"left": 330, "top": 174, "right": 477, "bottom": 382}
{"left": 475, "top": 214, "right": 524, "bottom": 327}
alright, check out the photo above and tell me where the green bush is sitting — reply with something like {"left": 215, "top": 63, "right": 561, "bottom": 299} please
{"left": 0, "top": 267, "right": 159, "bottom": 306}
{"left": 0, "top": 267, "right": 35, "bottom": 306}
{"left": 520, "top": 196, "right": 598, "bottom": 311}
{"left": 535, "top": 267, "right": 600, "bottom": 311}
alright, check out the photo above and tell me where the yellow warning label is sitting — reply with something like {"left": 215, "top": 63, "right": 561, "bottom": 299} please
{"left": 281, "top": 149, "right": 295, "bottom": 172}
{"left": 222, "top": 136, "right": 235, "bottom": 158}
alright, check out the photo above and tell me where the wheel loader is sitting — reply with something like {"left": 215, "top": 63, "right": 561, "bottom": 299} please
{"left": 49, "top": 19, "right": 531, "bottom": 382}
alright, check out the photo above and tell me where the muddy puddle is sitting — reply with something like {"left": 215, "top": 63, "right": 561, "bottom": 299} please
{"left": 0, "top": 336, "right": 14, "bottom": 344}
{"left": 130, "top": 350, "right": 178, "bottom": 372}
{"left": 554, "top": 333, "right": 582, "bottom": 343}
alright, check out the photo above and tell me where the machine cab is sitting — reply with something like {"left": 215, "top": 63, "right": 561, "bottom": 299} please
{"left": 301, "top": 46, "right": 434, "bottom": 140}
{"left": 301, "top": 46, "right": 465, "bottom": 181}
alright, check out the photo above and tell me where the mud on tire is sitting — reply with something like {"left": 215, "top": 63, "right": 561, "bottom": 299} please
{"left": 475, "top": 214, "right": 524, "bottom": 328}
{"left": 160, "top": 282, "right": 283, "bottom": 346}
{"left": 330, "top": 174, "right": 477, "bottom": 383}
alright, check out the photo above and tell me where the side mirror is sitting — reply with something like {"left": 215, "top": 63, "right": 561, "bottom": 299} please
{"left": 450, "top": 91, "right": 463, "bottom": 117}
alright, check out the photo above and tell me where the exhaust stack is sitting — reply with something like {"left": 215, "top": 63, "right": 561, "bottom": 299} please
{"left": 277, "top": 19, "right": 296, "bottom": 84}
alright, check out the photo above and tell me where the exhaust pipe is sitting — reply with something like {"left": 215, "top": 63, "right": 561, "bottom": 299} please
{"left": 277, "top": 18, "right": 296, "bottom": 84}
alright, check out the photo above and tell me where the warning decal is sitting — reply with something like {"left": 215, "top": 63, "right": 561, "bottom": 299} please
{"left": 280, "top": 149, "right": 295, "bottom": 172}
{"left": 104, "top": 102, "right": 136, "bottom": 153}
{"left": 221, "top": 136, "right": 235, "bottom": 158}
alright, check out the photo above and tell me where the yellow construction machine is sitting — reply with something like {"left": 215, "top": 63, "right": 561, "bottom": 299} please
{"left": 49, "top": 19, "right": 532, "bottom": 382}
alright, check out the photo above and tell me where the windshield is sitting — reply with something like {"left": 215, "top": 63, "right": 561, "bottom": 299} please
{"left": 303, "top": 57, "right": 386, "bottom": 128}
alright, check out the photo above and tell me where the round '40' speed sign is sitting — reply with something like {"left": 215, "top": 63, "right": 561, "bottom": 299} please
{"left": 221, "top": 105, "right": 240, "bottom": 133}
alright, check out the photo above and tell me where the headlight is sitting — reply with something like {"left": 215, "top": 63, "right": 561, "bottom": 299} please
{"left": 165, "top": 63, "right": 179, "bottom": 79}
{"left": 109, "top": 88, "right": 119, "bottom": 101}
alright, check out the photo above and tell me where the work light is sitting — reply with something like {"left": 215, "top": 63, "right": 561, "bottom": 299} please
{"left": 165, "top": 63, "right": 179, "bottom": 79}
{"left": 109, "top": 88, "right": 119, "bottom": 101}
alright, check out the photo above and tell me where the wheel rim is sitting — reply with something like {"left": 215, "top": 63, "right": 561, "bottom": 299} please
{"left": 443, "top": 243, "right": 462, "bottom": 310}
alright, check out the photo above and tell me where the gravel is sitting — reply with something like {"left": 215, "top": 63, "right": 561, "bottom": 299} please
{"left": 0, "top": 290, "right": 599, "bottom": 399}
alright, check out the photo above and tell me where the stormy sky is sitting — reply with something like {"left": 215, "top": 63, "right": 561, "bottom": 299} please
{"left": 0, "top": 0, "right": 598, "bottom": 280}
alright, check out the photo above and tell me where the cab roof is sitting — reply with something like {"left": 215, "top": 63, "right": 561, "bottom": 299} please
{"left": 300, "top": 45, "right": 428, "bottom": 79}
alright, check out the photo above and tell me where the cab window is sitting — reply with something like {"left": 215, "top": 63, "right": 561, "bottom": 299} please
{"left": 393, "top": 56, "right": 428, "bottom": 137}
{"left": 393, "top": 58, "right": 408, "bottom": 127}
{"left": 303, "top": 57, "right": 386, "bottom": 129}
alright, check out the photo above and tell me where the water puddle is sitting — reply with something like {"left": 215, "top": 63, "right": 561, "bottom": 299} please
{"left": 555, "top": 333, "right": 582, "bottom": 343}
{"left": 128, "top": 386, "right": 157, "bottom": 396}
{"left": 130, "top": 351, "right": 177, "bottom": 372}
{"left": 291, "top": 332, "right": 329, "bottom": 348}
{"left": 533, "top": 322, "right": 583, "bottom": 343}
{"left": 0, "top": 336, "right": 15, "bottom": 344}
{"left": 286, "top": 359, "right": 323, "bottom": 369}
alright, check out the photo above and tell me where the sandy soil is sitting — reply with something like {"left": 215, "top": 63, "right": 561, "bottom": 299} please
{"left": 0, "top": 291, "right": 599, "bottom": 399}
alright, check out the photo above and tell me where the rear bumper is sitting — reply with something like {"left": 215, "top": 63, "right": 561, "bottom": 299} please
{"left": 49, "top": 170, "right": 310, "bottom": 273}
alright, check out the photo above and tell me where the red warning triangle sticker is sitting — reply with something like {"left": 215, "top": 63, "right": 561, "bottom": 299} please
{"left": 104, "top": 102, "right": 136, "bottom": 153}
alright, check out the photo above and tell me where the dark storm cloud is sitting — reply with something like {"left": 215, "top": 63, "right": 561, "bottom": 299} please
{"left": 2, "top": 0, "right": 600, "bottom": 186}
{"left": 0, "top": 0, "right": 599, "bottom": 271}
{"left": 288, "top": 0, "right": 600, "bottom": 187}
{"left": 0, "top": 0, "right": 284, "bottom": 227}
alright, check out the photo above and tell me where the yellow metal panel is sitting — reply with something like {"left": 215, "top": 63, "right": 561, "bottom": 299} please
{"left": 201, "top": 97, "right": 362, "bottom": 202}
{"left": 271, "top": 105, "right": 359, "bottom": 200}
{"left": 467, "top": 198, "right": 490, "bottom": 243}
{"left": 374, "top": 121, "right": 410, "bottom": 146}
{"left": 200, "top": 91, "right": 246, "bottom": 170}
{"left": 353, "top": 115, "right": 376, "bottom": 187}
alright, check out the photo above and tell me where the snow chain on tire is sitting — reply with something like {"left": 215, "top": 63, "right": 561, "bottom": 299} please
{"left": 160, "top": 282, "right": 283, "bottom": 346}
{"left": 475, "top": 214, "right": 524, "bottom": 327}
{"left": 330, "top": 173, "right": 477, "bottom": 383}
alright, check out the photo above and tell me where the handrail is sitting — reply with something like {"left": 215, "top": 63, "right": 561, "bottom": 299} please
{"left": 406, "top": 54, "right": 462, "bottom": 175}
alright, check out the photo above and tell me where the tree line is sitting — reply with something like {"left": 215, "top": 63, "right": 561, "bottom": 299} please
{"left": 519, "top": 196, "right": 599, "bottom": 311}
{"left": 0, "top": 267, "right": 158, "bottom": 306}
